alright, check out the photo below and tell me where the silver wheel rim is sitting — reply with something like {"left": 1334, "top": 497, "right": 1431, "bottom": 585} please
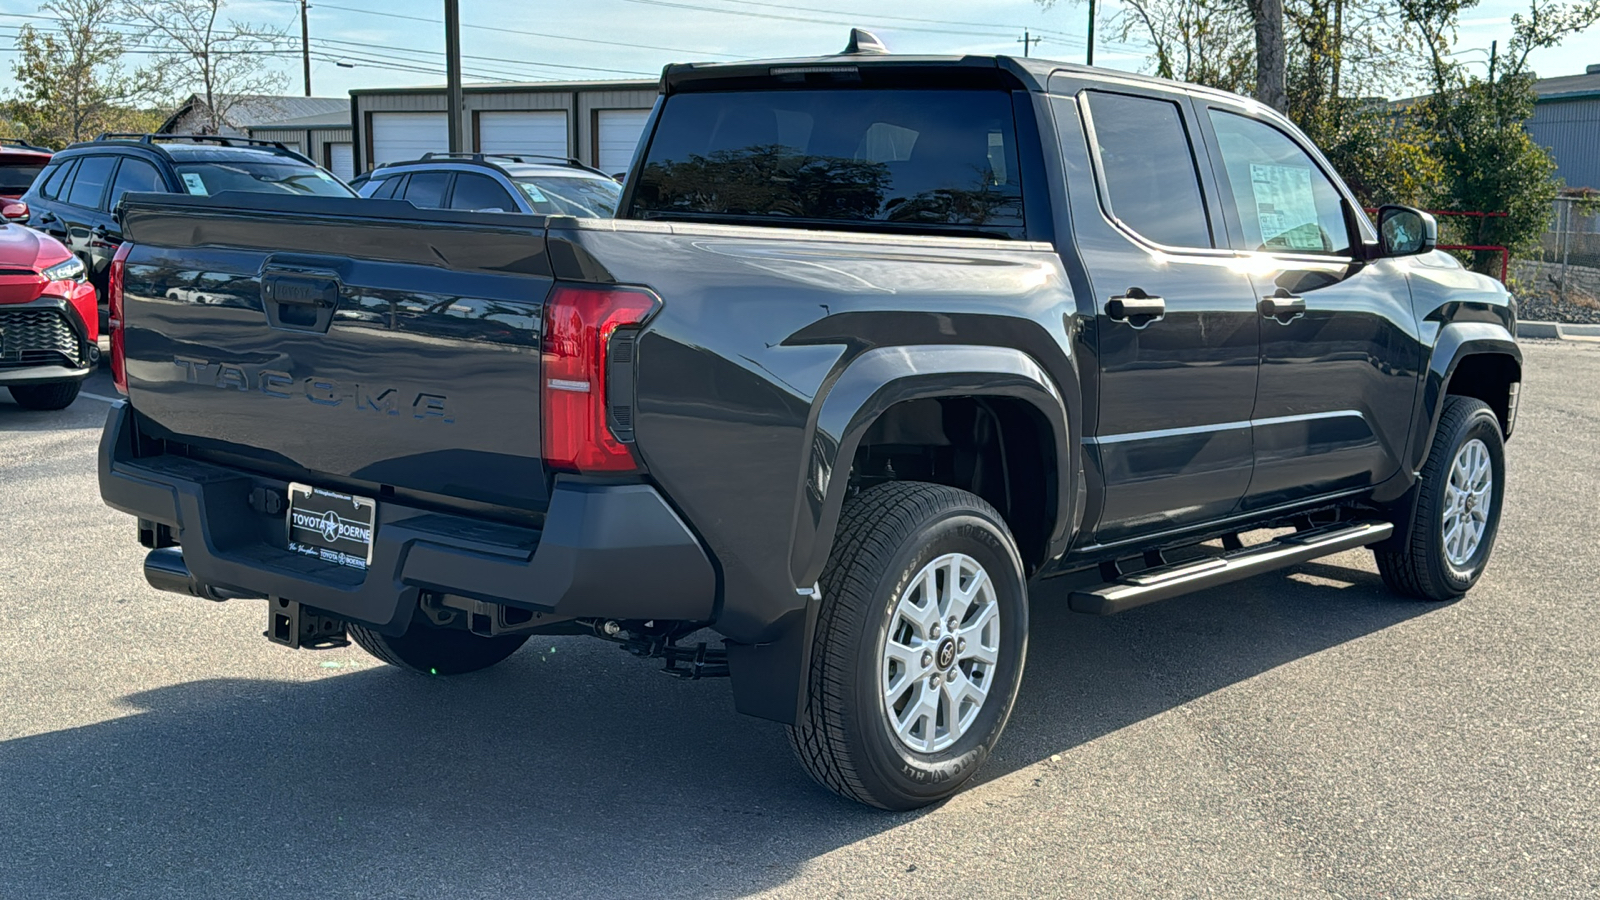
{"left": 1442, "top": 438, "right": 1493, "bottom": 567}
{"left": 878, "top": 552, "right": 1002, "bottom": 754}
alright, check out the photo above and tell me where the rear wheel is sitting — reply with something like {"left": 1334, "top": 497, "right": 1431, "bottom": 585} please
{"left": 8, "top": 381, "right": 81, "bottom": 411}
{"left": 349, "top": 618, "right": 528, "bottom": 675}
{"left": 1375, "top": 396, "right": 1505, "bottom": 601}
{"left": 787, "top": 481, "right": 1029, "bottom": 810}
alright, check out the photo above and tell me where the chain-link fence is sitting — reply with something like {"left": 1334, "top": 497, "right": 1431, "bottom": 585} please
{"left": 1512, "top": 196, "right": 1600, "bottom": 322}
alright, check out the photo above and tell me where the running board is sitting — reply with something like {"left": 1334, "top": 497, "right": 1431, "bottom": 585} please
{"left": 1069, "top": 521, "right": 1394, "bottom": 615}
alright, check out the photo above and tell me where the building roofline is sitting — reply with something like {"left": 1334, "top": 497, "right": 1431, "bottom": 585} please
{"left": 350, "top": 78, "right": 660, "bottom": 98}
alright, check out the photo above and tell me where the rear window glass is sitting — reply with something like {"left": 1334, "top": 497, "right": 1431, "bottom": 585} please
{"left": 629, "top": 89, "right": 1024, "bottom": 238}
{"left": 0, "top": 160, "right": 47, "bottom": 193}
{"left": 173, "top": 159, "right": 353, "bottom": 198}
{"left": 512, "top": 174, "right": 621, "bottom": 217}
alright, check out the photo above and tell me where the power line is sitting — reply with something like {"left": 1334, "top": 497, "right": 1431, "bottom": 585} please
{"left": 614, "top": 0, "right": 1020, "bottom": 38}
{"left": 254, "top": 0, "right": 747, "bottom": 60}
{"left": 612, "top": 0, "right": 1147, "bottom": 53}
{"left": 721, "top": 0, "right": 1084, "bottom": 43}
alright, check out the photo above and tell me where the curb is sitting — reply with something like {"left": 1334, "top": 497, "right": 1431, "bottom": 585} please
{"left": 1517, "top": 321, "right": 1600, "bottom": 341}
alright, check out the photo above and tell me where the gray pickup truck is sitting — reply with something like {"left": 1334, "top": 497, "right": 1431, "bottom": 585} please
{"left": 99, "top": 41, "right": 1520, "bottom": 809}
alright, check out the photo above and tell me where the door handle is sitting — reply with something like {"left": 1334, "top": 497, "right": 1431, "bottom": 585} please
{"left": 1258, "top": 289, "right": 1307, "bottom": 322}
{"left": 1106, "top": 288, "right": 1166, "bottom": 324}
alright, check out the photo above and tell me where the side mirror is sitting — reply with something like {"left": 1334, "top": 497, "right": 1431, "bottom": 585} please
{"left": 1377, "top": 205, "right": 1437, "bottom": 257}
{"left": 1, "top": 199, "right": 27, "bottom": 222}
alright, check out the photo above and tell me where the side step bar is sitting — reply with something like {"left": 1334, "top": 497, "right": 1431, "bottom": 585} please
{"left": 1069, "top": 521, "right": 1394, "bottom": 615}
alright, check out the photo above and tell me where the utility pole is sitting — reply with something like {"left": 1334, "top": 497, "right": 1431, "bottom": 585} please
{"left": 445, "top": 0, "right": 463, "bottom": 152}
{"left": 1086, "top": 0, "right": 1096, "bottom": 65}
{"left": 300, "top": 0, "right": 311, "bottom": 96}
{"left": 1017, "top": 30, "right": 1042, "bottom": 56}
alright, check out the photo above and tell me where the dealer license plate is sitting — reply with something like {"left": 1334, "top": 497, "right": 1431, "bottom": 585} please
{"left": 287, "top": 483, "right": 376, "bottom": 570}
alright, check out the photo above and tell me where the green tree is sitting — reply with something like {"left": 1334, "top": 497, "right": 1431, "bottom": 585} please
{"left": 3, "top": 0, "right": 163, "bottom": 147}
{"left": 1401, "top": 0, "right": 1600, "bottom": 273}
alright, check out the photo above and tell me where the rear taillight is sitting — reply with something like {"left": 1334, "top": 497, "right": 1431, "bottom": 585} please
{"left": 108, "top": 242, "right": 132, "bottom": 394}
{"left": 541, "top": 284, "right": 660, "bottom": 473}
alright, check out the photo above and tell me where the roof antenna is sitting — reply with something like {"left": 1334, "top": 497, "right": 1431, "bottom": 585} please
{"left": 842, "top": 28, "right": 888, "bottom": 54}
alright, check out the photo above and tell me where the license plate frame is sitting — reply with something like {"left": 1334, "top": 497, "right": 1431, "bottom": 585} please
{"left": 286, "top": 482, "right": 376, "bottom": 570}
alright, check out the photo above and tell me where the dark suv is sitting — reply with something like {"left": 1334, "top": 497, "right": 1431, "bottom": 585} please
{"left": 22, "top": 134, "right": 354, "bottom": 327}
{"left": 357, "top": 153, "right": 622, "bottom": 217}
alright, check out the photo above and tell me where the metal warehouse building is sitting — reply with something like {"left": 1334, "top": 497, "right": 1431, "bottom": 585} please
{"left": 1529, "top": 65, "right": 1600, "bottom": 190}
{"left": 349, "top": 79, "right": 658, "bottom": 175}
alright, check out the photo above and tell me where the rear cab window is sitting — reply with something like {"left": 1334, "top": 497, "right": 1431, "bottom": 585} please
{"left": 628, "top": 88, "right": 1025, "bottom": 238}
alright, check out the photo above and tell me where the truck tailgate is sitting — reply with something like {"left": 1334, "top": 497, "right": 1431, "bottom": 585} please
{"left": 118, "top": 194, "right": 554, "bottom": 514}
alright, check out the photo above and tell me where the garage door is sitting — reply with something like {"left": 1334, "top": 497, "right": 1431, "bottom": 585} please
{"left": 327, "top": 142, "right": 354, "bottom": 179}
{"left": 596, "top": 109, "right": 651, "bottom": 175}
{"left": 370, "top": 112, "right": 448, "bottom": 165}
{"left": 478, "top": 111, "right": 568, "bottom": 159}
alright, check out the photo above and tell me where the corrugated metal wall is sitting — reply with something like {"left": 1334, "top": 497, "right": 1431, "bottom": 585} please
{"left": 1528, "top": 96, "right": 1600, "bottom": 190}
{"left": 248, "top": 126, "right": 355, "bottom": 174}
{"left": 350, "top": 81, "right": 657, "bottom": 173}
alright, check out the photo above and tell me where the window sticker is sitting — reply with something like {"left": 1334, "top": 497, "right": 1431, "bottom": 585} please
{"left": 519, "top": 183, "right": 548, "bottom": 203}
{"left": 181, "top": 172, "right": 209, "bottom": 196}
{"left": 1248, "top": 163, "right": 1324, "bottom": 251}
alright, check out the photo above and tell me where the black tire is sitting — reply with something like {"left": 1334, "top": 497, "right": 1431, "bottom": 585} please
{"left": 1375, "top": 396, "right": 1506, "bottom": 601}
{"left": 8, "top": 381, "right": 81, "bottom": 411}
{"left": 787, "top": 481, "right": 1029, "bottom": 810}
{"left": 348, "top": 618, "right": 528, "bottom": 675}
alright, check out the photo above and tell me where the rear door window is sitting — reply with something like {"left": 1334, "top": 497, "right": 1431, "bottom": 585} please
{"left": 449, "top": 173, "right": 516, "bottom": 211}
{"left": 1081, "top": 92, "right": 1212, "bottom": 249}
{"left": 64, "top": 154, "right": 116, "bottom": 209}
{"left": 630, "top": 89, "right": 1025, "bottom": 238}
{"left": 401, "top": 171, "right": 451, "bottom": 209}
{"left": 108, "top": 157, "right": 166, "bottom": 208}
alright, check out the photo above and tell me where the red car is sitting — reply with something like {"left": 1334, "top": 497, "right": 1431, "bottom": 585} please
{"left": 0, "top": 139, "right": 52, "bottom": 223}
{"left": 0, "top": 221, "right": 98, "bottom": 409}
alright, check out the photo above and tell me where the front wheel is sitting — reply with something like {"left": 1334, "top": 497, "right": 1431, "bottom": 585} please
{"left": 1375, "top": 396, "right": 1506, "bottom": 601}
{"left": 8, "top": 381, "right": 81, "bottom": 411}
{"left": 787, "top": 481, "right": 1029, "bottom": 810}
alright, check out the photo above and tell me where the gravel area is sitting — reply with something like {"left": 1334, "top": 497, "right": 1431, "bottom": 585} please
{"left": 1517, "top": 290, "right": 1600, "bottom": 324}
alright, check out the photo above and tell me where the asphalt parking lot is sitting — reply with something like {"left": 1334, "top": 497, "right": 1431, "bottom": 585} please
{"left": 2, "top": 340, "right": 1596, "bottom": 899}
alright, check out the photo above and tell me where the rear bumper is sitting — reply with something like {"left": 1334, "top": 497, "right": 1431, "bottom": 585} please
{"left": 98, "top": 401, "right": 718, "bottom": 633}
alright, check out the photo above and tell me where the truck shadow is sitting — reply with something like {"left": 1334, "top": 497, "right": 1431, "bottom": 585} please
{"left": 0, "top": 556, "right": 1432, "bottom": 899}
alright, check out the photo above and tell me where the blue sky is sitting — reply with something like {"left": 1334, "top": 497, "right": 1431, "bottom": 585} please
{"left": 1, "top": 0, "right": 1595, "bottom": 98}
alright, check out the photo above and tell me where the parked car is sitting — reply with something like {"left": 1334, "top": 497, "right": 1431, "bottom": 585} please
{"left": 0, "top": 220, "right": 97, "bottom": 409}
{"left": 22, "top": 133, "right": 354, "bottom": 330}
{"left": 0, "top": 139, "right": 53, "bottom": 223}
{"left": 356, "top": 153, "right": 622, "bottom": 217}
{"left": 99, "top": 37, "right": 1520, "bottom": 810}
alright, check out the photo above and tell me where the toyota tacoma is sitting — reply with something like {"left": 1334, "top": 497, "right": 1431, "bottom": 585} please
{"left": 98, "top": 39, "right": 1521, "bottom": 809}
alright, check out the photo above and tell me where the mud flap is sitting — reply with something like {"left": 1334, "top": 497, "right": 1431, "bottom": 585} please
{"left": 723, "top": 592, "right": 820, "bottom": 725}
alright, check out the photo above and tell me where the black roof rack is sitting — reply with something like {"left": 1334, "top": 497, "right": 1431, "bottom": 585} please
{"left": 408, "top": 151, "right": 613, "bottom": 179}
{"left": 0, "top": 138, "right": 53, "bottom": 153}
{"left": 74, "top": 133, "right": 316, "bottom": 165}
